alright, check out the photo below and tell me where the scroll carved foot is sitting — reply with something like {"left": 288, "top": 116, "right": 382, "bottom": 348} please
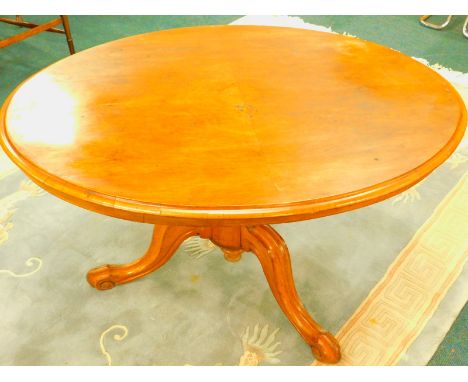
{"left": 86, "top": 223, "right": 340, "bottom": 363}
{"left": 241, "top": 225, "right": 341, "bottom": 364}
{"left": 87, "top": 225, "right": 200, "bottom": 290}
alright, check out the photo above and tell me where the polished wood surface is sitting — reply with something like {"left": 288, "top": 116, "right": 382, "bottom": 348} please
{"left": 1, "top": 25, "right": 466, "bottom": 364}
{"left": 87, "top": 224, "right": 341, "bottom": 363}
{"left": 1, "top": 26, "right": 465, "bottom": 226}
{"left": 242, "top": 225, "right": 341, "bottom": 363}
{"left": 87, "top": 225, "right": 202, "bottom": 290}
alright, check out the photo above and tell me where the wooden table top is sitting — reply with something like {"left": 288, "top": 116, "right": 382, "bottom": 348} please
{"left": 0, "top": 26, "right": 466, "bottom": 225}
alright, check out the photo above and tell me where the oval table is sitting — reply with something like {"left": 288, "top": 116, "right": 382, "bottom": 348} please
{"left": 0, "top": 25, "right": 466, "bottom": 364}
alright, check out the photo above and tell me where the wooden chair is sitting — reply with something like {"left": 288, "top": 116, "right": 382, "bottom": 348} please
{"left": 0, "top": 15, "right": 75, "bottom": 54}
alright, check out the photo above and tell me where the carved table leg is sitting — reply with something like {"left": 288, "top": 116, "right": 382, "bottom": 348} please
{"left": 86, "top": 223, "right": 340, "bottom": 363}
{"left": 241, "top": 225, "right": 341, "bottom": 364}
{"left": 87, "top": 225, "right": 200, "bottom": 290}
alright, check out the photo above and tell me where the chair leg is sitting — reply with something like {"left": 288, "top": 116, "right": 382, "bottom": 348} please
{"left": 60, "top": 15, "right": 75, "bottom": 54}
{"left": 419, "top": 15, "right": 453, "bottom": 30}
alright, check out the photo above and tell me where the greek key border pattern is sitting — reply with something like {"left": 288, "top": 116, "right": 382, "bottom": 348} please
{"left": 313, "top": 173, "right": 468, "bottom": 366}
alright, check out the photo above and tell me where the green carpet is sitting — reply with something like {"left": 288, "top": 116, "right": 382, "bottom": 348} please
{"left": 297, "top": 15, "right": 468, "bottom": 73}
{"left": 0, "top": 15, "right": 240, "bottom": 104}
{"left": 0, "top": 15, "right": 466, "bottom": 366}
{"left": 1, "top": 15, "right": 466, "bottom": 96}
{"left": 429, "top": 301, "right": 468, "bottom": 366}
